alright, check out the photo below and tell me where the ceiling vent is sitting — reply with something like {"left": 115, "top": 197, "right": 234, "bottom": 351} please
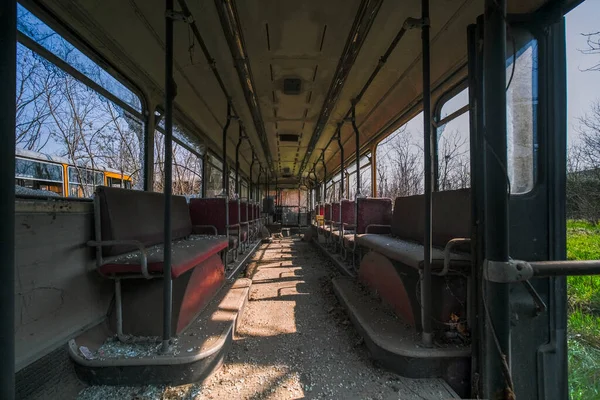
{"left": 283, "top": 78, "right": 302, "bottom": 95}
{"left": 279, "top": 134, "right": 299, "bottom": 143}
{"left": 282, "top": 167, "right": 292, "bottom": 177}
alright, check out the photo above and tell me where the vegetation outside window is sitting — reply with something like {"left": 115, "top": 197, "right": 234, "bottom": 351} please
{"left": 205, "top": 153, "right": 223, "bottom": 198}
{"left": 436, "top": 88, "right": 470, "bottom": 191}
{"left": 15, "top": 4, "right": 145, "bottom": 197}
{"left": 375, "top": 112, "right": 424, "bottom": 198}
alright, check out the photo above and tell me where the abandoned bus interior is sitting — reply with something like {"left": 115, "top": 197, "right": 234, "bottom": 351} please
{"left": 2, "top": 0, "right": 600, "bottom": 398}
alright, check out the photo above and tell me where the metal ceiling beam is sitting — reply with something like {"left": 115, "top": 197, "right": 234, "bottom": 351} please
{"left": 212, "top": 0, "right": 274, "bottom": 174}
{"left": 297, "top": 0, "right": 383, "bottom": 178}
{"left": 177, "top": 0, "right": 265, "bottom": 177}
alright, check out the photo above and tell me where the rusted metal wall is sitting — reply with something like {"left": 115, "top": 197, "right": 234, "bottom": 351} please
{"left": 14, "top": 199, "right": 112, "bottom": 371}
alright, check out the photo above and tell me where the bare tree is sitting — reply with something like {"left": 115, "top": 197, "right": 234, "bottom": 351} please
{"left": 153, "top": 132, "right": 202, "bottom": 196}
{"left": 567, "top": 100, "right": 600, "bottom": 223}
{"left": 437, "top": 128, "right": 470, "bottom": 191}
{"left": 580, "top": 31, "right": 600, "bottom": 72}
{"left": 387, "top": 133, "right": 424, "bottom": 198}
{"left": 15, "top": 45, "right": 59, "bottom": 151}
{"left": 95, "top": 101, "right": 144, "bottom": 188}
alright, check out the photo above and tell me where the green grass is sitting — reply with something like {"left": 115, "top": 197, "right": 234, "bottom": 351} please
{"left": 567, "top": 220, "right": 600, "bottom": 400}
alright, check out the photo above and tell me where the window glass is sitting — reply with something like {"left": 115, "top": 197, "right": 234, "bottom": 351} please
{"left": 375, "top": 112, "right": 424, "bottom": 198}
{"left": 153, "top": 130, "right": 203, "bottom": 196}
{"left": 240, "top": 180, "right": 249, "bottom": 200}
{"left": 440, "top": 88, "right": 468, "bottom": 119}
{"left": 507, "top": 34, "right": 538, "bottom": 194}
{"left": 15, "top": 158, "right": 62, "bottom": 182}
{"left": 67, "top": 166, "right": 103, "bottom": 198}
{"left": 229, "top": 171, "right": 237, "bottom": 198}
{"left": 347, "top": 154, "right": 372, "bottom": 198}
{"left": 17, "top": 4, "right": 141, "bottom": 112}
{"left": 14, "top": 157, "right": 64, "bottom": 196}
{"left": 326, "top": 173, "right": 341, "bottom": 203}
{"left": 15, "top": 7, "right": 145, "bottom": 196}
{"left": 437, "top": 110, "right": 470, "bottom": 191}
{"left": 205, "top": 153, "right": 223, "bottom": 198}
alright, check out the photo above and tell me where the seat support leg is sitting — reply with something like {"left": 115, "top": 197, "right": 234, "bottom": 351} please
{"left": 115, "top": 278, "right": 127, "bottom": 342}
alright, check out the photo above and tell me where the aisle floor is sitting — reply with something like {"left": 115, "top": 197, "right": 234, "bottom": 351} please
{"left": 77, "top": 236, "right": 458, "bottom": 400}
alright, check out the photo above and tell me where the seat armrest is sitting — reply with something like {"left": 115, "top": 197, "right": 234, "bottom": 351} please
{"left": 438, "top": 238, "right": 471, "bottom": 276}
{"left": 192, "top": 225, "right": 218, "bottom": 235}
{"left": 87, "top": 239, "right": 150, "bottom": 279}
{"left": 365, "top": 224, "right": 392, "bottom": 234}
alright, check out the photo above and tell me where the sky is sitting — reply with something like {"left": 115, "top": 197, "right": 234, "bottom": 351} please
{"left": 565, "top": 0, "right": 600, "bottom": 145}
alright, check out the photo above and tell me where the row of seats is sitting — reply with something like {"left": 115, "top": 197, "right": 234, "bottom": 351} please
{"left": 89, "top": 186, "right": 264, "bottom": 337}
{"left": 312, "top": 189, "right": 471, "bottom": 331}
{"left": 314, "top": 198, "right": 393, "bottom": 264}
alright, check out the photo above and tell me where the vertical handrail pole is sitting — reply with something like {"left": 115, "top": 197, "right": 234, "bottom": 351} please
{"left": 467, "top": 20, "right": 487, "bottom": 397}
{"left": 351, "top": 104, "right": 361, "bottom": 198}
{"left": 222, "top": 102, "right": 231, "bottom": 197}
{"left": 336, "top": 123, "right": 345, "bottom": 243}
{"left": 0, "top": 0, "right": 16, "bottom": 396}
{"left": 257, "top": 166, "right": 262, "bottom": 202}
{"left": 371, "top": 143, "right": 377, "bottom": 197}
{"left": 483, "top": 0, "right": 510, "bottom": 396}
{"left": 337, "top": 123, "right": 345, "bottom": 200}
{"left": 249, "top": 151, "right": 255, "bottom": 201}
{"left": 321, "top": 151, "right": 327, "bottom": 205}
{"left": 420, "top": 0, "right": 433, "bottom": 348}
{"left": 235, "top": 124, "right": 242, "bottom": 198}
{"left": 162, "top": 0, "right": 175, "bottom": 353}
{"left": 144, "top": 104, "right": 157, "bottom": 191}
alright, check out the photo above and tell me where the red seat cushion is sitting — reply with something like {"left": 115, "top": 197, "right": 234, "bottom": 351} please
{"left": 99, "top": 235, "right": 228, "bottom": 279}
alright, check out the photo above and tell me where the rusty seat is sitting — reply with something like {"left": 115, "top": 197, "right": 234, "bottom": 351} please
{"left": 92, "top": 186, "right": 228, "bottom": 279}
{"left": 89, "top": 186, "right": 229, "bottom": 339}
{"left": 330, "top": 199, "right": 356, "bottom": 241}
{"left": 189, "top": 197, "right": 241, "bottom": 262}
{"left": 357, "top": 189, "right": 471, "bottom": 273}
{"left": 341, "top": 197, "right": 393, "bottom": 264}
{"left": 356, "top": 189, "right": 472, "bottom": 331}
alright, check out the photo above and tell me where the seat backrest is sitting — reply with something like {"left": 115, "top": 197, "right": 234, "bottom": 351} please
{"left": 229, "top": 199, "right": 240, "bottom": 225}
{"left": 391, "top": 194, "right": 425, "bottom": 242}
{"left": 324, "top": 203, "right": 332, "bottom": 220}
{"left": 240, "top": 201, "right": 248, "bottom": 222}
{"left": 189, "top": 198, "right": 228, "bottom": 234}
{"left": 96, "top": 186, "right": 192, "bottom": 257}
{"left": 432, "top": 188, "right": 471, "bottom": 247}
{"left": 340, "top": 200, "right": 355, "bottom": 225}
{"left": 331, "top": 202, "right": 340, "bottom": 223}
{"left": 356, "top": 198, "right": 393, "bottom": 234}
{"left": 390, "top": 189, "right": 471, "bottom": 247}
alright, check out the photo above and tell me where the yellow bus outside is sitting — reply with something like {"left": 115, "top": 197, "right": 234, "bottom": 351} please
{"left": 15, "top": 148, "right": 132, "bottom": 198}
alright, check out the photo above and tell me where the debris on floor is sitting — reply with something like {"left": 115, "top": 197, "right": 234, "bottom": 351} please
{"left": 77, "top": 237, "right": 457, "bottom": 400}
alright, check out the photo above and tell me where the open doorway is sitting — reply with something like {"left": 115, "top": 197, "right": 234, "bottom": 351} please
{"left": 565, "top": 1, "right": 600, "bottom": 398}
